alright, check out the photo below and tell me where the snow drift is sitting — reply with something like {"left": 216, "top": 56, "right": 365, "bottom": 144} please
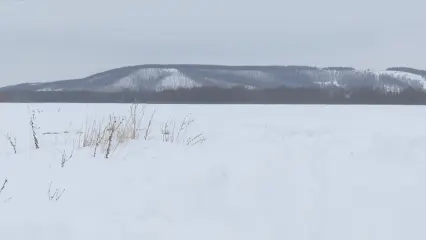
{"left": 0, "top": 103, "right": 426, "bottom": 239}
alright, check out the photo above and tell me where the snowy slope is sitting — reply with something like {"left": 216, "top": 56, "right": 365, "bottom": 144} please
{"left": 377, "top": 70, "right": 426, "bottom": 90}
{"left": 105, "top": 68, "right": 203, "bottom": 92}
{"left": 156, "top": 74, "right": 202, "bottom": 91}
{"left": 1, "top": 103, "right": 426, "bottom": 239}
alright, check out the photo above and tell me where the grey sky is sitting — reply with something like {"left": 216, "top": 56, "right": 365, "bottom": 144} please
{"left": 1, "top": 0, "right": 425, "bottom": 86}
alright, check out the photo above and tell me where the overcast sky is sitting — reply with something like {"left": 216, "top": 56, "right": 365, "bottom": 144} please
{"left": 1, "top": 0, "right": 425, "bottom": 86}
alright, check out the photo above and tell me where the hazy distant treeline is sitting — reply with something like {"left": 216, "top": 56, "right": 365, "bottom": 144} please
{"left": 1, "top": 86, "right": 426, "bottom": 105}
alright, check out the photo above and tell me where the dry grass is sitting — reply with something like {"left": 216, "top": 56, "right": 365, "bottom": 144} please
{"left": 79, "top": 103, "right": 206, "bottom": 158}
{"left": 80, "top": 103, "right": 153, "bottom": 158}
{"left": 81, "top": 118, "right": 107, "bottom": 148}
{"left": 160, "top": 114, "right": 206, "bottom": 146}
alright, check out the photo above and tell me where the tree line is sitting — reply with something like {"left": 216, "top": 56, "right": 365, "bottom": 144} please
{"left": 1, "top": 86, "right": 426, "bottom": 105}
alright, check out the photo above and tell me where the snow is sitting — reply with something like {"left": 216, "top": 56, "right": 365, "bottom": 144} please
{"left": 377, "top": 70, "right": 426, "bottom": 90}
{"left": 1, "top": 103, "right": 426, "bottom": 239}
{"left": 156, "top": 75, "right": 202, "bottom": 91}
{"left": 308, "top": 70, "right": 344, "bottom": 88}
{"left": 110, "top": 68, "right": 202, "bottom": 91}
{"left": 36, "top": 88, "right": 62, "bottom": 92}
{"left": 382, "top": 84, "right": 403, "bottom": 93}
{"left": 244, "top": 85, "right": 256, "bottom": 89}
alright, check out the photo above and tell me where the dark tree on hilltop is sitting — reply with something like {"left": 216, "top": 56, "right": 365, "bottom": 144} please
{"left": 322, "top": 67, "right": 355, "bottom": 71}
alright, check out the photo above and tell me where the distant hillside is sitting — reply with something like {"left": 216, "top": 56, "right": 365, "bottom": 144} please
{"left": 1, "top": 65, "right": 425, "bottom": 94}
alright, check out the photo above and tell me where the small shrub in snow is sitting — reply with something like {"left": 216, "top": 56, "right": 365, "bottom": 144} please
{"left": 48, "top": 181, "right": 65, "bottom": 201}
{"left": 160, "top": 115, "right": 206, "bottom": 146}
{"left": 30, "top": 111, "right": 40, "bottom": 149}
{"left": 116, "top": 102, "right": 148, "bottom": 143}
{"left": 186, "top": 133, "right": 207, "bottom": 146}
{"left": 144, "top": 110, "right": 156, "bottom": 140}
{"left": 81, "top": 103, "right": 154, "bottom": 158}
{"left": 93, "top": 124, "right": 105, "bottom": 157}
{"left": 80, "top": 104, "right": 203, "bottom": 158}
{"left": 81, "top": 119, "right": 107, "bottom": 148}
{"left": 4, "top": 133, "right": 17, "bottom": 154}
{"left": 104, "top": 115, "right": 124, "bottom": 159}
{"left": 127, "top": 102, "right": 145, "bottom": 140}
{"left": 59, "top": 146, "right": 74, "bottom": 168}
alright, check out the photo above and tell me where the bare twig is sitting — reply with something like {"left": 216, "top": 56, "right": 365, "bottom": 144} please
{"left": 4, "top": 133, "right": 17, "bottom": 154}
{"left": 30, "top": 111, "right": 40, "bottom": 149}
{"left": 48, "top": 181, "right": 66, "bottom": 201}
{"left": 93, "top": 124, "right": 107, "bottom": 157}
{"left": 144, "top": 110, "right": 156, "bottom": 140}
{"left": 128, "top": 102, "right": 145, "bottom": 140}
{"left": 160, "top": 115, "right": 205, "bottom": 145}
{"left": 161, "top": 120, "right": 172, "bottom": 142}
{"left": 105, "top": 115, "right": 124, "bottom": 159}
{"left": 59, "top": 145, "right": 75, "bottom": 168}
{"left": 176, "top": 115, "right": 194, "bottom": 144}
{"left": 0, "top": 178, "right": 8, "bottom": 195}
{"left": 81, "top": 118, "right": 106, "bottom": 148}
{"left": 42, "top": 131, "right": 71, "bottom": 135}
{"left": 186, "top": 133, "right": 207, "bottom": 146}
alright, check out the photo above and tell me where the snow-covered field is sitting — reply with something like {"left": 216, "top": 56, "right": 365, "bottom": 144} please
{"left": 1, "top": 103, "right": 426, "bottom": 240}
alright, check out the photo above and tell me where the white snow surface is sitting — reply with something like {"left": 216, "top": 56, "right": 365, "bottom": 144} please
{"left": 1, "top": 103, "right": 426, "bottom": 239}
